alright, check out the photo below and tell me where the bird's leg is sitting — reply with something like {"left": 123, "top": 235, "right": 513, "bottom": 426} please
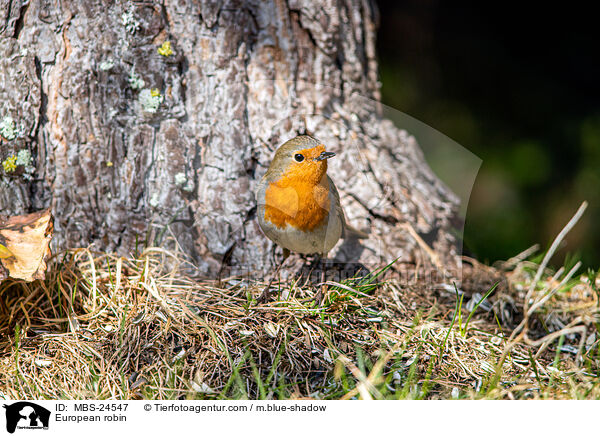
{"left": 258, "top": 247, "right": 290, "bottom": 304}
{"left": 313, "top": 253, "right": 328, "bottom": 305}
{"left": 302, "top": 254, "right": 319, "bottom": 287}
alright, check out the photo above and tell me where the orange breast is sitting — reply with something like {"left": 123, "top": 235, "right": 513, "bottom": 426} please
{"left": 264, "top": 176, "right": 330, "bottom": 231}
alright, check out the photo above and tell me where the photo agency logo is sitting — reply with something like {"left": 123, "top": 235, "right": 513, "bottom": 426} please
{"left": 2, "top": 402, "right": 50, "bottom": 434}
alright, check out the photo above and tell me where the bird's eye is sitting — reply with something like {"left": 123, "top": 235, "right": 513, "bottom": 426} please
{"left": 294, "top": 153, "right": 304, "bottom": 162}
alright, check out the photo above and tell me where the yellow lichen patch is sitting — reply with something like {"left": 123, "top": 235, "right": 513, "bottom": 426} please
{"left": 158, "top": 41, "right": 173, "bottom": 57}
{"left": 2, "top": 155, "right": 17, "bottom": 173}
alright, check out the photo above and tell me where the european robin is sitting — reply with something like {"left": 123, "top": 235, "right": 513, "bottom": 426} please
{"left": 256, "top": 135, "right": 366, "bottom": 302}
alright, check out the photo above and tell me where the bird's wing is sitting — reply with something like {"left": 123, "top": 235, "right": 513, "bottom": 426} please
{"left": 255, "top": 175, "right": 267, "bottom": 201}
{"left": 327, "top": 176, "right": 368, "bottom": 239}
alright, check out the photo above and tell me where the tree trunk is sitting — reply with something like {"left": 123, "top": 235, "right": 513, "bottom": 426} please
{"left": 0, "top": 0, "right": 460, "bottom": 278}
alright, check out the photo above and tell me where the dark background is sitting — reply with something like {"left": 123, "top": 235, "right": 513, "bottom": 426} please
{"left": 376, "top": 0, "right": 600, "bottom": 268}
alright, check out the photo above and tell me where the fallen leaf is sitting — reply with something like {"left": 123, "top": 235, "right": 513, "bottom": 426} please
{"left": 0, "top": 208, "right": 53, "bottom": 283}
{"left": 0, "top": 243, "right": 13, "bottom": 259}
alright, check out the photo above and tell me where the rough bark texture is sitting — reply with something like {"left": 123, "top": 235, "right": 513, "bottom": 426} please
{"left": 0, "top": 0, "right": 459, "bottom": 278}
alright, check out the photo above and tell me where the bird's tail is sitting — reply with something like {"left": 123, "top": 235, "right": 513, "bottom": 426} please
{"left": 343, "top": 223, "right": 369, "bottom": 239}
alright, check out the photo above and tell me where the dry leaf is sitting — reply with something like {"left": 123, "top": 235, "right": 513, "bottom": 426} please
{"left": 0, "top": 243, "right": 13, "bottom": 259}
{"left": 0, "top": 208, "right": 53, "bottom": 283}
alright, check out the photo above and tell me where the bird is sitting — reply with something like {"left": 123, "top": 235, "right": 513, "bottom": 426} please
{"left": 255, "top": 135, "right": 366, "bottom": 303}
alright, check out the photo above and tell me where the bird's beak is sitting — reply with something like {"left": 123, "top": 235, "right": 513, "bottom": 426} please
{"left": 314, "top": 151, "right": 336, "bottom": 161}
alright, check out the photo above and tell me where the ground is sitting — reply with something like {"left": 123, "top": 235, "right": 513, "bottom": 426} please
{"left": 0, "top": 245, "right": 598, "bottom": 400}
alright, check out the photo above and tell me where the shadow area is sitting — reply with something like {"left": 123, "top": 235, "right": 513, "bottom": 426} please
{"left": 283, "top": 236, "right": 371, "bottom": 285}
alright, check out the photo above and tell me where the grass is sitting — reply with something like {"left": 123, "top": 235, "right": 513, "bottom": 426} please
{"left": 0, "top": 243, "right": 599, "bottom": 400}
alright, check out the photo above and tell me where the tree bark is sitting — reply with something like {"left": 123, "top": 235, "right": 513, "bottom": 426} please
{"left": 0, "top": 0, "right": 460, "bottom": 278}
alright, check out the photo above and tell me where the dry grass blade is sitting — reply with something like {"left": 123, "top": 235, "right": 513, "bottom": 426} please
{"left": 510, "top": 201, "right": 588, "bottom": 342}
{"left": 525, "top": 201, "right": 587, "bottom": 312}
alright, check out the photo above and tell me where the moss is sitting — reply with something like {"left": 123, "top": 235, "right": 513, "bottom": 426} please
{"left": 158, "top": 41, "right": 174, "bottom": 57}
{"left": 174, "top": 172, "right": 187, "bottom": 186}
{"left": 16, "top": 149, "right": 32, "bottom": 167}
{"left": 174, "top": 172, "right": 194, "bottom": 192}
{"left": 139, "top": 88, "right": 163, "bottom": 113}
{"left": 0, "top": 117, "right": 17, "bottom": 140}
{"left": 121, "top": 9, "right": 140, "bottom": 34}
{"left": 0, "top": 149, "right": 36, "bottom": 178}
{"left": 2, "top": 156, "right": 17, "bottom": 173}
{"left": 149, "top": 192, "right": 160, "bottom": 207}
{"left": 99, "top": 60, "right": 114, "bottom": 71}
{"left": 128, "top": 68, "right": 145, "bottom": 90}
